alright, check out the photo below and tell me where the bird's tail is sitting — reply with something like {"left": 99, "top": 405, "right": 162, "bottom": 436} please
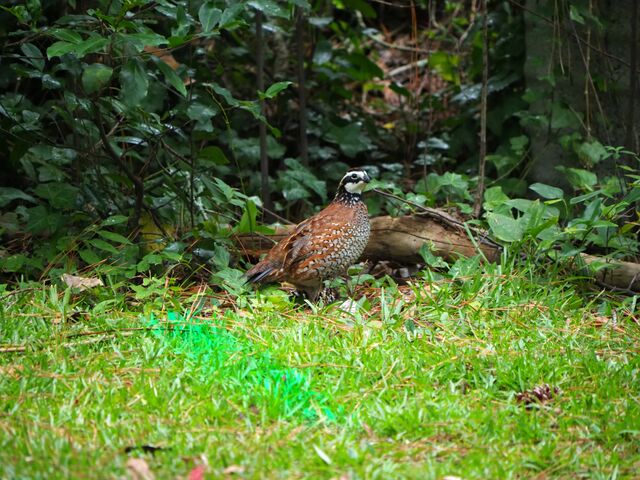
{"left": 243, "top": 260, "right": 277, "bottom": 284}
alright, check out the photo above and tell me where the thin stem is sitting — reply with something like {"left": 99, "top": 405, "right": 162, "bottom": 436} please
{"left": 473, "top": 0, "right": 489, "bottom": 219}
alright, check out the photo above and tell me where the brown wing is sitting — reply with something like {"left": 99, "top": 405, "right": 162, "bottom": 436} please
{"left": 280, "top": 202, "right": 363, "bottom": 282}
{"left": 244, "top": 202, "right": 362, "bottom": 285}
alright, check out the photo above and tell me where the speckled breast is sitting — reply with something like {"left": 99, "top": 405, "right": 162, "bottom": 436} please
{"left": 315, "top": 205, "right": 370, "bottom": 279}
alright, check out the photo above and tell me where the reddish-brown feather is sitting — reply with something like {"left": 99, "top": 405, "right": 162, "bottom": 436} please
{"left": 244, "top": 196, "right": 369, "bottom": 298}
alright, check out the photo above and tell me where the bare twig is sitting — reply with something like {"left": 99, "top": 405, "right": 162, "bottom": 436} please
{"left": 295, "top": 8, "right": 309, "bottom": 166}
{"left": 625, "top": 0, "right": 639, "bottom": 155}
{"left": 365, "top": 31, "right": 432, "bottom": 54}
{"left": 508, "top": 0, "right": 631, "bottom": 68}
{"left": 256, "top": 11, "right": 273, "bottom": 221}
{"left": 387, "top": 59, "right": 429, "bottom": 78}
{"left": 473, "top": 0, "right": 488, "bottom": 219}
{"left": 372, "top": 188, "right": 501, "bottom": 248}
{"left": 93, "top": 104, "right": 144, "bottom": 230}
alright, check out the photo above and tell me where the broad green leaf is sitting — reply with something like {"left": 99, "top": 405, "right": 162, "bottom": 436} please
{"left": 345, "top": 52, "right": 384, "bottom": 81}
{"left": 342, "top": 0, "right": 376, "bottom": 18}
{"left": 236, "top": 199, "right": 258, "bottom": 233}
{"left": 187, "top": 102, "right": 218, "bottom": 131}
{"left": 529, "top": 182, "right": 564, "bottom": 199}
{"left": 248, "top": 0, "right": 289, "bottom": 18}
{"left": 125, "top": 32, "right": 168, "bottom": 49}
{"left": 576, "top": 140, "right": 609, "bottom": 164}
{"left": 198, "top": 146, "right": 229, "bottom": 165}
{"left": 199, "top": 2, "right": 222, "bottom": 32}
{"left": 82, "top": 63, "right": 113, "bottom": 94}
{"left": 509, "top": 135, "right": 529, "bottom": 155}
{"left": 207, "top": 82, "right": 239, "bottom": 106}
{"left": 483, "top": 186, "right": 509, "bottom": 210}
{"left": 88, "top": 238, "right": 119, "bottom": 254}
{"left": 550, "top": 103, "right": 581, "bottom": 130}
{"left": 21, "top": 43, "right": 44, "bottom": 71}
{"left": 0, "top": 187, "right": 36, "bottom": 207}
{"left": 79, "top": 248, "right": 101, "bottom": 265}
{"left": 156, "top": 59, "right": 187, "bottom": 97}
{"left": 97, "top": 230, "right": 132, "bottom": 245}
{"left": 76, "top": 36, "right": 109, "bottom": 57}
{"left": 102, "top": 214, "right": 129, "bottom": 226}
{"left": 26, "top": 205, "right": 62, "bottom": 234}
{"left": 486, "top": 212, "right": 524, "bottom": 242}
{"left": 46, "top": 41, "right": 77, "bottom": 58}
{"left": 219, "top": 4, "right": 244, "bottom": 28}
{"left": 419, "top": 243, "right": 447, "bottom": 268}
{"left": 557, "top": 166, "right": 598, "bottom": 191}
{"left": 261, "top": 81, "right": 292, "bottom": 99}
{"left": 569, "top": 5, "right": 585, "bottom": 24}
{"left": 33, "top": 182, "right": 79, "bottom": 210}
{"left": 325, "top": 122, "right": 369, "bottom": 158}
{"left": 50, "top": 28, "right": 82, "bottom": 44}
{"left": 120, "top": 58, "right": 149, "bottom": 106}
{"left": 1, "top": 254, "right": 26, "bottom": 272}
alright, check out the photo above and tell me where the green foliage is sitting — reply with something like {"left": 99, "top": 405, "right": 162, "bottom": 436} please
{"left": 1, "top": 0, "right": 638, "bottom": 288}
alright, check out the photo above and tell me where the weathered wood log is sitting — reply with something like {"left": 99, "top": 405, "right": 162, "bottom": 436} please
{"left": 235, "top": 214, "right": 500, "bottom": 264}
{"left": 235, "top": 214, "right": 640, "bottom": 293}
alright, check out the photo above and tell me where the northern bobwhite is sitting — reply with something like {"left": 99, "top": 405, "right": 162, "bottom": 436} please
{"left": 244, "top": 169, "right": 371, "bottom": 300}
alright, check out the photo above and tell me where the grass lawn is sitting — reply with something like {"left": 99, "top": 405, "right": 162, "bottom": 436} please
{"left": 1, "top": 260, "right": 639, "bottom": 479}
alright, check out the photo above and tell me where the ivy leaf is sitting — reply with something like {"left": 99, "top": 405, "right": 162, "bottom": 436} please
{"left": 483, "top": 186, "right": 509, "bottom": 210}
{"left": 120, "top": 58, "right": 149, "bottom": 106}
{"left": 556, "top": 167, "right": 598, "bottom": 191}
{"left": 198, "top": 2, "right": 222, "bottom": 32}
{"left": 486, "top": 212, "right": 524, "bottom": 242}
{"left": 529, "top": 183, "right": 564, "bottom": 199}
{"left": 82, "top": 63, "right": 113, "bottom": 94}
{"left": 576, "top": 140, "right": 609, "bottom": 164}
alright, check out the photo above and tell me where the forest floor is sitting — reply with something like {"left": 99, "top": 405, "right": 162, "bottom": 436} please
{"left": 1, "top": 261, "right": 639, "bottom": 479}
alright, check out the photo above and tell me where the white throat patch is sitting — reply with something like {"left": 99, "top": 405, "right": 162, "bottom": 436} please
{"left": 344, "top": 181, "right": 367, "bottom": 194}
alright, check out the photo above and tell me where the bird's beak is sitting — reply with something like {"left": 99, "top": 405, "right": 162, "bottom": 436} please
{"left": 363, "top": 172, "right": 371, "bottom": 183}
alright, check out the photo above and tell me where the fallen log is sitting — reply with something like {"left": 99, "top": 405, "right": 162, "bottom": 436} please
{"left": 235, "top": 213, "right": 640, "bottom": 293}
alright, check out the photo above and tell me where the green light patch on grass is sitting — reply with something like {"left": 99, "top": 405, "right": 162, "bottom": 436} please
{"left": 148, "top": 310, "right": 341, "bottom": 423}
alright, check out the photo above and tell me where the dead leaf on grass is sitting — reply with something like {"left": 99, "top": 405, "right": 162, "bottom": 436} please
{"left": 61, "top": 273, "right": 103, "bottom": 291}
{"left": 222, "top": 465, "right": 245, "bottom": 474}
{"left": 126, "top": 458, "right": 154, "bottom": 480}
{"left": 516, "top": 384, "right": 560, "bottom": 408}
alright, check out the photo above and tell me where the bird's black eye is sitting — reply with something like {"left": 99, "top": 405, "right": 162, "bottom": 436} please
{"left": 350, "top": 173, "right": 358, "bottom": 180}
